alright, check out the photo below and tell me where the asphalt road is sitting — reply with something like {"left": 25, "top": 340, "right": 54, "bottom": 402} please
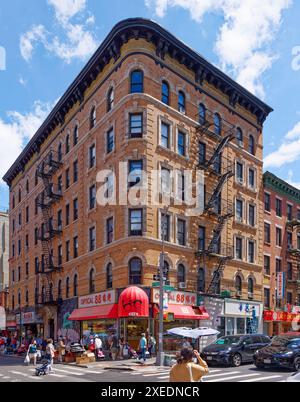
{"left": 0, "top": 355, "right": 294, "bottom": 383}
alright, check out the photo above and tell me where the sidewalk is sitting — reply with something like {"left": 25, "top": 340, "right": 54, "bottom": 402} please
{"left": 64, "top": 357, "right": 158, "bottom": 371}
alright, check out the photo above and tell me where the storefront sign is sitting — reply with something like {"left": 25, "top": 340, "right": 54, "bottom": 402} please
{"left": 225, "top": 300, "right": 261, "bottom": 318}
{"left": 22, "top": 312, "right": 35, "bottom": 324}
{"left": 277, "top": 272, "right": 285, "bottom": 300}
{"left": 0, "top": 307, "right": 6, "bottom": 330}
{"left": 264, "top": 310, "right": 299, "bottom": 323}
{"left": 78, "top": 290, "right": 116, "bottom": 309}
{"left": 152, "top": 290, "right": 197, "bottom": 306}
{"left": 118, "top": 286, "right": 149, "bottom": 318}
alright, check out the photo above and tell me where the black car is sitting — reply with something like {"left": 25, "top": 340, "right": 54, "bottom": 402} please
{"left": 254, "top": 335, "right": 300, "bottom": 371}
{"left": 202, "top": 334, "right": 271, "bottom": 367}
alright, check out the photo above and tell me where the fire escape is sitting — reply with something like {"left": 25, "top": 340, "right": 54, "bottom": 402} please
{"left": 195, "top": 109, "right": 235, "bottom": 296}
{"left": 36, "top": 150, "right": 63, "bottom": 306}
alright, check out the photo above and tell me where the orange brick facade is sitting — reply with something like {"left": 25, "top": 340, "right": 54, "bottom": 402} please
{"left": 4, "top": 19, "right": 272, "bottom": 339}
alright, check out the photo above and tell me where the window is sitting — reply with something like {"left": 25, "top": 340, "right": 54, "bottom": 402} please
{"left": 73, "top": 198, "right": 78, "bottom": 221}
{"left": 248, "top": 241, "right": 255, "bottom": 263}
{"left": 18, "top": 188, "right": 21, "bottom": 203}
{"left": 297, "top": 209, "right": 300, "bottom": 221}
{"left": 66, "top": 240, "right": 70, "bottom": 262}
{"left": 18, "top": 266, "right": 21, "bottom": 282}
{"left": 264, "top": 288, "right": 270, "bottom": 308}
{"left": 287, "top": 204, "right": 293, "bottom": 221}
{"left": 177, "top": 219, "right": 186, "bottom": 246}
{"left": 198, "top": 226, "right": 206, "bottom": 251}
{"left": 264, "top": 193, "right": 271, "bottom": 212}
{"left": 287, "top": 262, "right": 293, "bottom": 281}
{"left": 107, "top": 87, "right": 114, "bottom": 112}
{"left": 264, "top": 223, "right": 271, "bottom": 243}
{"left": 129, "top": 209, "right": 143, "bottom": 236}
{"left": 287, "top": 292, "right": 293, "bottom": 305}
{"left": 236, "top": 199, "right": 243, "bottom": 222}
{"left": 65, "top": 168, "right": 70, "bottom": 189}
{"left": 34, "top": 228, "right": 38, "bottom": 245}
{"left": 235, "top": 276, "right": 242, "bottom": 293}
{"left": 177, "top": 172, "right": 185, "bottom": 202}
{"left": 264, "top": 256, "right": 270, "bottom": 275}
{"left": 58, "top": 143, "right": 63, "bottom": 162}
{"left": 130, "top": 70, "right": 143, "bottom": 93}
{"left": 177, "top": 131, "right": 187, "bottom": 157}
{"left": 73, "top": 236, "right": 79, "bottom": 258}
{"left": 66, "top": 204, "right": 70, "bottom": 226}
{"left": 276, "top": 227, "right": 282, "bottom": 247}
{"left": 25, "top": 290, "right": 29, "bottom": 305}
{"left": 249, "top": 169, "right": 255, "bottom": 188}
{"left": 58, "top": 175, "right": 62, "bottom": 193}
{"left": 236, "top": 238, "right": 243, "bottom": 260}
{"left": 161, "top": 167, "right": 171, "bottom": 194}
{"left": 26, "top": 179, "right": 29, "bottom": 194}
{"left": 12, "top": 195, "right": 15, "bottom": 209}
{"left": 199, "top": 142, "right": 206, "bottom": 165}
{"left": 25, "top": 262, "right": 29, "bottom": 276}
{"left": 66, "top": 277, "right": 70, "bottom": 299}
{"left": 276, "top": 198, "right": 282, "bottom": 217}
{"left": 73, "top": 274, "right": 78, "bottom": 297}
{"left": 177, "top": 264, "right": 186, "bottom": 284}
{"left": 298, "top": 235, "right": 300, "bottom": 250}
{"left": 90, "top": 106, "right": 96, "bottom": 129}
{"left": 89, "top": 144, "right": 96, "bottom": 168}
{"left": 107, "top": 128, "right": 114, "bottom": 154}
{"left": 236, "top": 128, "right": 243, "bottom": 146}
{"left": 287, "top": 232, "right": 293, "bottom": 249}
{"left": 73, "top": 125, "right": 79, "bottom": 146}
{"left": 214, "top": 113, "right": 222, "bottom": 136}
{"left": 106, "top": 263, "right": 113, "bottom": 289}
{"left": 178, "top": 91, "right": 186, "bottom": 113}
{"left": 161, "top": 213, "right": 170, "bottom": 242}
{"left": 199, "top": 104, "right": 206, "bottom": 125}
{"left": 89, "top": 226, "right": 96, "bottom": 252}
{"left": 249, "top": 135, "right": 255, "bottom": 155}
{"left": 214, "top": 153, "right": 222, "bottom": 175}
{"left": 162, "top": 81, "right": 170, "bottom": 105}
{"left": 161, "top": 122, "right": 171, "bottom": 149}
{"left": 58, "top": 280, "right": 62, "bottom": 300}
{"left": 236, "top": 162, "right": 244, "bottom": 183}
{"left": 65, "top": 134, "right": 70, "bottom": 154}
{"left": 89, "top": 184, "right": 96, "bottom": 210}
{"left": 73, "top": 160, "right": 78, "bottom": 183}
{"left": 89, "top": 269, "right": 95, "bottom": 293}
{"left": 105, "top": 173, "right": 114, "bottom": 199}
{"left": 129, "top": 258, "right": 142, "bottom": 285}
{"left": 249, "top": 205, "right": 255, "bottom": 227}
{"left": 35, "top": 197, "right": 38, "bottom": 215}
{"left": 197, "top": 268, "right": 205, "bottom": 292}
{"left": 276, "top": 258, "right": 282, "bottom": 274}
{"left": 129, "top": 160, "right": 143, "bottom": 187}
{"left": 129, "top": 114, "right": 143, "bottom": 138}
{"left": 106, "top": 217, "right": 114, "bottom": 244}
{"left": 18, "top": 291, "right": 21, "bottom": 306}
{"left": 35, "top": 258, "right": 39, "bottom": 274}
{"left": 57, "top": 210, "right": 62, "bottom": 230}
{"left": 18, "top": 212, "right": 22, "bottom": 227}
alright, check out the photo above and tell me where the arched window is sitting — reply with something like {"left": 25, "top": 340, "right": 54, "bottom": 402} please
{"left": 65, "top": 134, "right": 70, "bottom": 154}
{"left": 73, "top": 125, "right": 79, "bottom": 146}
{"left": 177, "top": 264, "right": 186, "bottom": 285}
{"left": 199, "top": 103, "right": 206, "bottom": 125}
{"left": 58, "top": 280, "right": 62, "bottom": 300}
{"left": 73, "top": 274, "right": 78, "bottom": 297}
{"left": 197, "top": 268, "right": 206, "bottom": 293}
{"left": 249, "top": 135, "right": 255, "bottom": 155}
{"left": 236, "top": 128, "right": 243, "bottom": 146}
{"left": 213, "top": 271, "right": 221, "bottom": 295}
{"left": 248, "top": 278, "right": 254, "bottom": 295}
{"left": 130, "top": 70, "right": 144, "bottom": 93}
{"left": 107, "top": 87, "right": 114, "bottom": 112}
{"left": 129, "top": 258, "right": 142, "bottom": 285}
{"left": 58, "top": 142, "right": 63, "bottom": 161}
{"left": 178, "top": 91, "right": 186, "bottom": 113}
{"left": 163, "top": 261, "right": 170, "bottom": 281}
{"left": 12, "top": 295, "right": 15, "bottom": 310}
{"left": 214, "top": 113, "right": 222, "bottom": 136}
{"left": 18, "top": 188, "right": 22, "bottom": 203}
{"left": 89, "top": 269, "right": 96, "bottom": 293}
{"left": 162, "top": 81, "right": 170, "bottom": 105}
{"left": 106, "top": 263, "right": 113, "bottom": 289}
{"left": 66, "top": 277, "right": 70, "bottom": 299}
{"left": 90, "top": 106, "right": 96, "bottom": 129}
{"left": 235, "top": 275, "right": 242, "bottom": 293}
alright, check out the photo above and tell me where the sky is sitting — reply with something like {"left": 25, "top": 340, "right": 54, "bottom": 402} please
{"left": 0, "top": 0, "right": 300, "bottom": 210}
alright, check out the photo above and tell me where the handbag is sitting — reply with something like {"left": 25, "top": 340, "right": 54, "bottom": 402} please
{"left": 24, "top": 354, "right": 30, "bottom": 365}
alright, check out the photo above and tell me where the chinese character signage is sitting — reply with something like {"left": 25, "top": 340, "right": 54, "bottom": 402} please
{"left": 277, "top": 272, "right": 285, "bottom": 300}
{"left": 152, "top": 290, "right": 197, "bottom": 306}
{"left": 79, "top": 290, "right": 116, "bottom": 308}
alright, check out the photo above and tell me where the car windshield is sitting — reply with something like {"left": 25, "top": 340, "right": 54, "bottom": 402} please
{"left": 270, "top": 336, "right": 296, "bottom": 347}
{"left": 215, "top": 336, "right": 242, "bottom": 346}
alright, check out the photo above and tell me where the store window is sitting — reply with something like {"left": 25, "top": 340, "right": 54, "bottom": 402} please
{"left": 129, "top": 258, "right": 142, "bottom": 285}
{"left": 106, "top": 263, "right": 113, "bottom": 289}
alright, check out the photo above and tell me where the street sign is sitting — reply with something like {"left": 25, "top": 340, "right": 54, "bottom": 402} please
{"left": 152, "top": 283, "right": 176, "bottom": 292}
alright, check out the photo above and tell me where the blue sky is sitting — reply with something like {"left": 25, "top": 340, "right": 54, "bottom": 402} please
{"left": 0, "top": 0, "right": 300, "bottom": 209}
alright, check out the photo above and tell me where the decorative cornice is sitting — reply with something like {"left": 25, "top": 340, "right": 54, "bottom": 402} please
{"left": 3, "top": 18, "right": 273, "bottom": 186}
{"left": 264, "top": 171, "right": 300, "bottom": 204}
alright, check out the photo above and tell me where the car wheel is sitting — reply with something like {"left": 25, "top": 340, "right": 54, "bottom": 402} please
{"left": 293, "top": 357, "right": 300, "bottom": 372}
{"left": 232, "top": 353, "right": 242, "bottom": 368}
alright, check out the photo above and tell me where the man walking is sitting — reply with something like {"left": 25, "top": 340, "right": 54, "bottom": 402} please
{"left": 94, "top": 335, "right": 103, "bottom": 361}
{"left": 139, "top": 333, "right": 147, "bottom": 364}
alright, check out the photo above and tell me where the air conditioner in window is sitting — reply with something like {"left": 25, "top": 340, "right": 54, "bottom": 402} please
{"left": 248, "top": 292, "right": 254, "bottom": 300}
{"left": 236, "top": 291, "right": 242, "bottom": 297}
{"left": 178, "top": 282, "right": 187, "bottom": 289}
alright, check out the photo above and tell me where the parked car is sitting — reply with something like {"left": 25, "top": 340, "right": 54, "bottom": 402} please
{"left": 202, "top": 334, "right": 271, "bottom": 367}
{"left": 254, "top": 335, "right": 300, "bottom": 372}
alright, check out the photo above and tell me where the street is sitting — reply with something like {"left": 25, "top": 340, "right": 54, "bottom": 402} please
{"left": 0, "top": 355, "right": 293, "bottom": 383}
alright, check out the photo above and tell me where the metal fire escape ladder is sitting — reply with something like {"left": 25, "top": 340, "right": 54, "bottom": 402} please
{"left": 205, "top": 171, "right": 233, "bottom": 211}
{"left": 205, "top": 132, "right": 235, "bottom": 169}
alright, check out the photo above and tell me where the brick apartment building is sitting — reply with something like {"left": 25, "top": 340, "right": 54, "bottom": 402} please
{"left": 3, "top": 19, "right": 272, "bottom": 345}
{"left": 263, "top": 172, "right": 300, "bottom": 336}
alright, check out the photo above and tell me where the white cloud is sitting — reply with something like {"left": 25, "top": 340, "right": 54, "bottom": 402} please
{"left": 0, "top": 101, "right": 56, "bottom": 184}
{"left": 19, "top": 76, "right": 27, "bottom": 86}
{"left": 264, "top": 121, "right": 300, "bottom": 168}
{"left": 146, "top": 0, "right": 292, "bottom": 98}
{"left": 287, "top": 170, "right": 300, "bottom": 190}
{"left": 20, "top": 0, "right": 97, "bottom": 64}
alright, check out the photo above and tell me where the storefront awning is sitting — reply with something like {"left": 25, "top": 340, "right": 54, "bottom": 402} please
{"left": 6, "top": 321, "right": 16, "bottom": 328}
{"left": 164, "top": 305, "right": 210, "bottom": 320}
{"left": 68, "top": 304, "right": 118, "bottom": 321}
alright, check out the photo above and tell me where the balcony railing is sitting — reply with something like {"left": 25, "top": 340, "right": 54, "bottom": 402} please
{"left": 38, "top": 220, "right": 63, "bottom": 241}
{"left": 37, "top": 150, "right": 63, "bottom": 178}
{"left": 204, "top": 193, "right": 234, "bottom": 218}
{"left": 35, "top": 256, "right": 63, "bottom": 274}
{"left": 37, "top": 185, "right": 62, "bottom": 209}
{"left": 195, "top": 109, "right": 235, "bottom": 140}
{"left": 197, "top": 242, "right": 234, "bottom": 259}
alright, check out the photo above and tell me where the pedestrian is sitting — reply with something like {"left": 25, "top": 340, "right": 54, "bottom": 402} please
{"left": 139, "top": 333, "right": 147, "bottom": 364}
{"left": 94, "top": 335, "right": 103, "bottom": 361}
{"left": 119, "top": 337, "right": 125, "bottom": 360}
{"left": 110, "top": 333, "right": 119, "bottom": 361}
{"left": 27, "top": 340, "right": 38, "bottom": 366}
{"left": 170, "top": 349, "right": 209, "bottom": 383}
{"left": 45, "top": 339, "right": 56, "bottom": 373}
{"left": 147, "top": 334, "right": 156, "bottom": 357}
{"left": 57, "top": 337, "right": 66, "bottom": 364}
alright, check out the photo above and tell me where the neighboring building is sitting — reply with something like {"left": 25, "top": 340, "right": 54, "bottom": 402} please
{"left": 263, "top": 172, "right": 300, "bottom": 336}
{"left": 0, "top": 211, "right": 9, "bottom": 292}
{"left": 3, "top": 19, "right": 272, "bottom": 343}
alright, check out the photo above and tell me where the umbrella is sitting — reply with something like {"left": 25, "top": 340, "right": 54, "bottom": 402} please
{"left": 167, "top": 327, "right": 220, "bottom": 339}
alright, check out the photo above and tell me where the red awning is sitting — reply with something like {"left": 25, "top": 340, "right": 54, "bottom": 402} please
{"left": 6, "top": 321, "right": 16, "bottom": 328}
{"left": 164, "top": 305, "right": 210, "bottom": 320}
{"left": 68, "top": 304, "right": 118, "bottom": 321}
{"left": 118, "top": 286, "right": 149, "bottom": 318}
